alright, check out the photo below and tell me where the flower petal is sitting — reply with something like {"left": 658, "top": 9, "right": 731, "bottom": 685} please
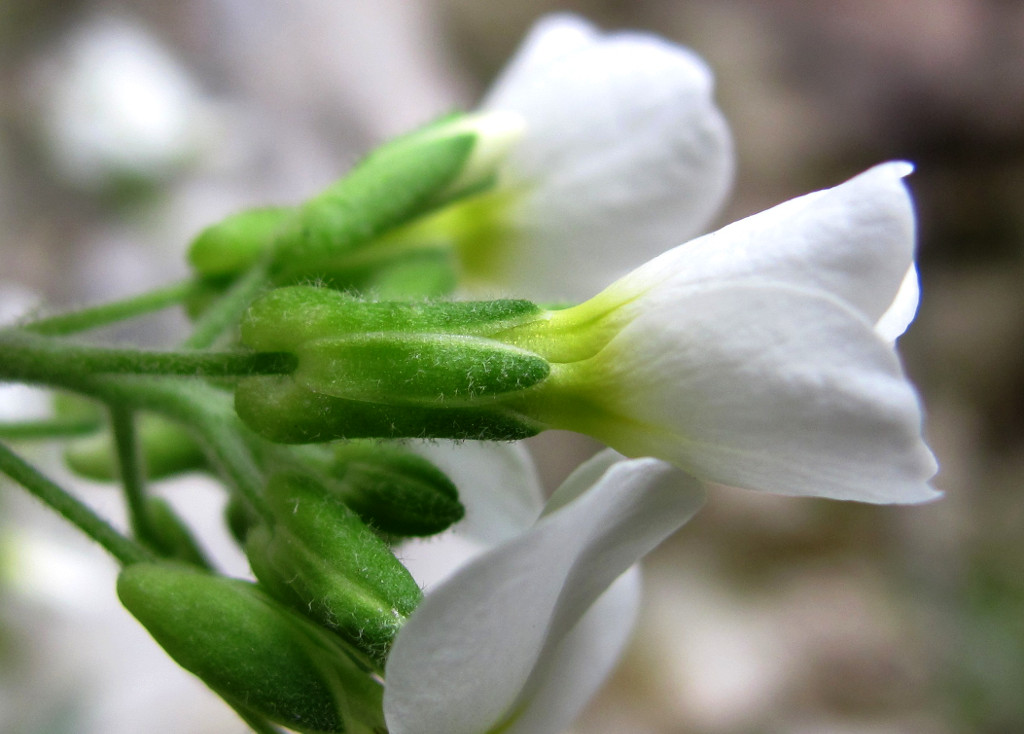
{"left": 383, "top": 455, "right": 705, "bottom": 734}
{"left": 482, "top": 14, "right": 599, "bottom": 97}
{"left": 568, "top": 281, "right": 938, "bottom": 503}
{"left": 478, "top": 15, "right": 734, "bottom": 301}
{"left": 875, "top": 264, "right": 920, "bottom": 341}
{"left": 605, "top": 162, "right": 916, "bottom": 325}
{"left": 498, "top": 567, "right": 642, "bottom": 734}
{"left": 397, "top": 440, "right": 545, "bottom": 590}
{"left": 406, "top": 440, "right": 544, "bottom": 544}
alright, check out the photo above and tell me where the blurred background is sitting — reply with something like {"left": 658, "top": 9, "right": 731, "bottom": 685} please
{"left": 1, "top": 1, "right": 1022, "bottom": 732}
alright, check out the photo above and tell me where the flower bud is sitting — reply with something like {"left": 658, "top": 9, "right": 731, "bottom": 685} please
{"left": 63, "top": 414, "right": 207, "bottom": 482}
{"left": 268, "top": 111, "right": 521, "bottom": 284}
{"left": 327, "top": 442, "right": 464, "bottom": 537}
{"left": 245, "top": 472, "right": 422, "bottom": 664}
{"left": 185, "top": 112, "right": 520, "bottom": 291}
{"left": 187, "top": 206, "right": 292, "bottom": 278}
{"left": 118, "top": 563, "right": 369, "bottom": 733}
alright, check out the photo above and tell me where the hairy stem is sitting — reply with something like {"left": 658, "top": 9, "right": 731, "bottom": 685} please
{"left": 0, "top": 441, "right": 153, "bottom": 566}
{"left": 109, "top": 406, "right": 158, "bottom": 545}
{"left": 0, "top": 416, "right": 102, "bottom": 440}
{"left": 0, "top": 329, "right": 295, "bottom": 383}
{"left": 184, "top": 260, "right": 271, "bottom": 349}
{"left": 22, "top": 281, "right": 198, "bottom": 336}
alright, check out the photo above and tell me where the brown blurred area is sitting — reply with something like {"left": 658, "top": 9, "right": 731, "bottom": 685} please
{"left": 2, "top": 1, "right": 1023, "bottom": 733}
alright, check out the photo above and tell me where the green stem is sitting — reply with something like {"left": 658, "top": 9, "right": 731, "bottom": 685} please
{"left": 22, "top": 281, "right": 197, "bottom": 336}
{"left": 0, "top": 441, "right": 153, "bottom": 566}
{"left": 184, "top": 260, "right": 271, "bottom": 349}
{"left": 109, "top": 406, "right": 158, "bottom": 545}
{"left": 2, "top": 340, "right": 274, "bottom": 523}
{"left": 0, "top": 329, "right": 295, "bottom": 383}
{"left": 0, "top": 416, "right": 101, "bottom": 440}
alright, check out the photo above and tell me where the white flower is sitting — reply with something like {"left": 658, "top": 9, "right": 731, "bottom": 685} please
{"left": 505, "top": 162, "right": 939, "bottom": 504}
{"left": 422, "top": 13, "right": 733, "bottom": 302}
{"left": 32, "top": 15, "right": 213, "bottom": 187}
{"left": 384, "top": 445, "right": 705, "bottom": 734}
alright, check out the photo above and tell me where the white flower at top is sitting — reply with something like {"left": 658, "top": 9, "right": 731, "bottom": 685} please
{"left": 421, "top": 13, "right": 733, "bottom": 302}
{"left": 503, "top": 162, "right": 939, "bottom": 504}
{"left": 384, "top": 444, "right": 705, "bottom": 734}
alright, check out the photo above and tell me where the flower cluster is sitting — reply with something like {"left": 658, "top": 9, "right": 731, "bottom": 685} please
{"left": 0, "top": 12, "right": 937, "bottom": 734}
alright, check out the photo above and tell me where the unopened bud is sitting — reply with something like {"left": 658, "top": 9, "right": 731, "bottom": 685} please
{"left": 328, "top": 442, "right": 463, "bottom": 537}
{"left": 118, "top": 563, "right": 368, "bottom": 733}
{"left": 64, "top": 414, "right": 206, "bottom": 482}
{"left": 245, "top": 472, "right": 422, "bottom": 664}
{"left": 187, "top": 206, "right": 292, "bottom": 278}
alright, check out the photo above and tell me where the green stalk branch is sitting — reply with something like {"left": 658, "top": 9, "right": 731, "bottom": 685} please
{"left": 0, "top": 416, "right": 101, "bottom": 440}
{"left": 22, "top": 281, "right": 198, "bottom": 336}
{"left": 0, "top": 441, "right": 153, "bottom": 566}
{"left": 0, "top": 330, "right": 295, "bottom": 384}
{"left": 109, "top": 406, "right": 158, "bottom": 545}
{"left": 184, "top": 260, "right": 271, "bottom": 349}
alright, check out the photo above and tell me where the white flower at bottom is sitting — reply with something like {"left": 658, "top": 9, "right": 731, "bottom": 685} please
{"left": 383, "top": 446, "right": 705, "bottom": 734}
{"left": 501, "top": 162, "right": 938, "bottom": 504}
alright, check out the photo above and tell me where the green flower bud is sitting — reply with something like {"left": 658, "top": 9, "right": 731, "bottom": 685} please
{"left": 269, "top": 111, "right": 521, "bottom": 284}
{"left": 187, "top": 206, "right": 292, "bottom": 278}
{"left": 327, "top": 442, "right": 463, "bottom": 537}
{"left": 185, "top": 113, "right": 519, "bottom": 300}
{"left": 63, "top": 414, "right": 207, "bottom": 482}
{"left": 118, "top": 563, "right": 375, "bottom": 734}
{"left": 245, "top": 472, "right": 422, "bottom": 664}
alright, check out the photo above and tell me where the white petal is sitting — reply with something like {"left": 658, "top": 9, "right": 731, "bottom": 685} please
{"left": 383, "top": 457, "right": 705, "bottom": 734}
{"left": 481, "top": 15, "right": 599, "bottom": 101}
{"left": 406, "top": 440, "right": 543, "bottom": 544}
{"left": 478, "top": 17, "right": 733, "bottom": 301}
{"left": 499, "top": 568, "right": 642, "bottom": 734}
{"left": 875, "top": 265, "right": 920, "bottom": 341}
{"left": 397, "top": 441, "right": 544, "bottom": 590}
{"left": 607, "top": 162, "right": 916, "bottom": 324}
{"left": 569, "top": 282, "right": 938, "bottom": 503}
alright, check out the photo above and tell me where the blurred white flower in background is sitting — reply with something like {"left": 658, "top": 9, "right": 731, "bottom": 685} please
{"left": 29, "top": 15, "right": 217, "bottom": 189}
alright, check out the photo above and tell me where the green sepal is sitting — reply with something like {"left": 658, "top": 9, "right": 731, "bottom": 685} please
{"left": 187, "top": 206, "right": 293, "bottom": 278}
{"left": 236, "top": 375, "right": 543, "bottom": 443}
{"left": 117, "top": 563, "right": 357, "bottom": 733}
{"left": 63, "top": 414, "right": 207, "bottom": 482}
{"left": 241, "top": 285, "right": 542, "bottom": 352}
{"left": 245, "top": 472, "right": 422, "bottom": 665}
{"left": 295, "top": 333, "right": 549, "bottom": 405}
{"left": 328, "top": 442, "right": 463, "bottom": 537}
{"left": 269, "top": 129, "right": 475, "bottom": 282}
